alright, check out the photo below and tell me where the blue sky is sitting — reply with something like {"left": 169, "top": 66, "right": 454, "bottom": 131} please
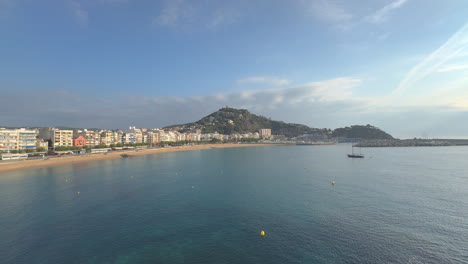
{"left": 1, "top": 0, "right": 468, "bottom": 138}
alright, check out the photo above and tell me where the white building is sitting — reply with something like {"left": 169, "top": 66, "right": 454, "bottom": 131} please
{"left": 0, "top": 128, "right": 39, "bottom": 151}
{"left": 147, "top": 132, "right": 160, "bottom": 145}
{"left": 123, "top": 128, "right": 137, "bottom": 145}
{"left": 259, "top": 129, "right": 272, "bottom": 138}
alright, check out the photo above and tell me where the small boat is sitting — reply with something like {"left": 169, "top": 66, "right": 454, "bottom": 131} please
{"left": 347, "top": 144, "right": 364, "bottom": 158}
{"left": 120, "top": 153, "right": 130, "bottom": 158}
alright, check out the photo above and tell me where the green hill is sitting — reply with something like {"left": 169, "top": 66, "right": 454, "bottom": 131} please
{"left": 166, "top": 108, "right": 394, "bottom": 140}
{"left": 165, "top": 107, "right": 327, "bottom": 138}
{"left": 332, "top": 125, "right": 394, "bottom": 140}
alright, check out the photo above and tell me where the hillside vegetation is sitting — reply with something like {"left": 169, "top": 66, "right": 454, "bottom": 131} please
{"left": 166, "top": 108, "right": 394, "bottom": 140}
{"left": 165, "top": 107, "right": 327, "bottom": 138}
{"left": 332, "top": 125, "right": 394, "bottom": 140}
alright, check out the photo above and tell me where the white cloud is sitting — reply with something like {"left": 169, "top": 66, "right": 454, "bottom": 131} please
{"left": 154, "top": 0, "right": 239, "bottom": 29}
{"left": 238, "top": 76, "right": 292, "bottom": 86}
{"left": 207, "top": 7, "right": 239, "bottom": 29}
{"left": 154, "top": 0, "right": 189, "bottom": 27}
{"left": 3, "top": 77, "right": 468, "bottom": 137}
{"left": 303, "top": 0, "right": 352, "bottom": 22}
{"left": 0, "top": 77, "right": 364, "bottom": 128}
{"left": 234, "top": 77, "right": 362, "bottom": 108}
{"left": 394, "top": 21, "right": 468, "bottom": 95}
{"left": 366, "top": 0, "right": 409, "bottom": 23}
{"left": 437, "top": 64, "right": 468, "bottom": 73}
{"left": 70, "top": 0, "right": 88, "bottom": 25}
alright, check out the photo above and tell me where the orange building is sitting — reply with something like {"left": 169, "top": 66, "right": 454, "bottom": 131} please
{"left": 73, "top": 136, "right": 86, "bottom": 146}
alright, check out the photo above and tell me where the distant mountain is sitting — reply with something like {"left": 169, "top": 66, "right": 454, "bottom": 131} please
{"left": 332, "top": 125, "right": 394, "bottom": 140}
{"left": 165, "top": 107, "right": 328, "bottom": 138}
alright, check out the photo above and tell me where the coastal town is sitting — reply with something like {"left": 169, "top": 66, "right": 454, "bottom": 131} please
{"left": 2, "top": 122, "right": 467, "bottom": 161}
{"left": 0, "top": 126, "right": 280, "bottom": 160}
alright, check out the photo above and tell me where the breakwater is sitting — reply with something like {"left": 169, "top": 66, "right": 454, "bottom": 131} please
{"left": 356, "top": 139, "right": 468, "bottom": 147}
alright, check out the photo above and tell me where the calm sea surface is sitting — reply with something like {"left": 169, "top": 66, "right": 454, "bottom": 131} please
{"left": 0, "top": 145, "right": 467, "bottom": 264}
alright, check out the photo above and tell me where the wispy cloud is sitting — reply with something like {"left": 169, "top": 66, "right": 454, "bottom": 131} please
{"left": 394, "top": 22, "right": 468, "bottom": 95}
{"left": 0, "top": 77, "right": 364, "bottom": 128}
{"left": 154, "top": 0, "right": 191, "bottom": 27}
{"left": 70, "top": 0, "right": 88, "bottom": 25}
{"left": 207, "top": 7, "right": 239, "bottom": 29}
{"left": 366, "top": 0, "right": 409, "bottom": 23}
{"left": 238, "top": 76, "right": 292, "bottom": 86}
{"left": 302, "top": 0, "right": 352, "bottom": 22}
{"left": 3, "top": 77, "right": 468, "bottom": 137}
{"left": 233, "top": 77, "right": 362, "bottom": 108}
{"left": 437, "top": 64, "right": 468, "bottom": 73}
{"left": 154, "top": 0, "right": 239, "bottom": 29}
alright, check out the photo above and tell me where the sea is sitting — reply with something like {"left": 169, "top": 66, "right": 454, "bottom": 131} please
{"left": 0, "top": 145, "right": 466, "bottom": 264}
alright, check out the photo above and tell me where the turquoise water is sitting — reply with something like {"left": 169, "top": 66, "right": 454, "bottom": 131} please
{"left": 0, "top": 145, "right": 467, "bottom": 263}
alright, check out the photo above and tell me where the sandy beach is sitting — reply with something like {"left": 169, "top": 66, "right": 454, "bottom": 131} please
{"left": 0, "top": 144, "right": 277, "bottom": 174}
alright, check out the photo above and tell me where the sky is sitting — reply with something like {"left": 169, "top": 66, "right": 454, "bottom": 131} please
{"left": 1, "top": 0, "right": 468, "bottom": 138}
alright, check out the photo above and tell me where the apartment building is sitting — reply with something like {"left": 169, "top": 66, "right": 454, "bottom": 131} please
{"left": 0, "top": 129, "right": 18, "bottom": 151}
{"left": 259, "top": 129, "right": 272, "bottom": 138}
{"left": 123, "top": 128, "right": 137, "bottom": 145}
{"left": 147, "top": 132, "right": 160, "bottom": 145}
{"left": 18, "top": 129, "right": 38, "bottom": 150}
{"left": 75, "top": 129, "right": 100, "bottom": 147}
{"left": 0, "top": 128, "right": 39, "bottom": 151}
{"left": 100, "top": 131, "right": 114, "bottom": 146}
{"left": 185, "top": 133, "right": 200, "bottom": 142}
{"left": 134, "top": 128, "right": 143, "bottom": 144}
{"left": 53, "top": 129, "right": 73, "bottom": 147}
{"left": 112, "top": 131, "right": 123, "bottom": 145}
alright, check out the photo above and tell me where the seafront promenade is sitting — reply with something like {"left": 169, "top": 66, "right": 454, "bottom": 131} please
{"left": 0, "top": 144, "right": 277, "bottom": 174}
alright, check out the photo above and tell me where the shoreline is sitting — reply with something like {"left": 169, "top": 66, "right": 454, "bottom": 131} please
{"left": 0, "top": 144, "right": 280, "bottom": 174}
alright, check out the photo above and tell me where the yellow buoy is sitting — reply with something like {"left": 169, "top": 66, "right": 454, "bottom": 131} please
{"left": 260, "top": 231, "right": 265, "bottom": 237}
{"left": 331, "top": 181, "right": 335, "bottom": 185}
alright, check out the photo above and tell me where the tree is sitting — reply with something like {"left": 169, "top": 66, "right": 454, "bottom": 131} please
{"left": 55, "top": 146, "right": 71, "bottom": 151}
{"left": 37, "top": 147, "right": 46, "bottom": 152}
{"left": 239, "top": 138, "right": 260, "bottom": 143}
{"left": 83, "top": 145, "right": 92, "bottom": 150}
{"left": 210, "top": 138, "right": 222, "bottom": 143}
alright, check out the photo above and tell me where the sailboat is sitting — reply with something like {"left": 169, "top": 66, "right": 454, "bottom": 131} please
{"left": 347, "top": 144, "right": 364, "bottom": 158}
